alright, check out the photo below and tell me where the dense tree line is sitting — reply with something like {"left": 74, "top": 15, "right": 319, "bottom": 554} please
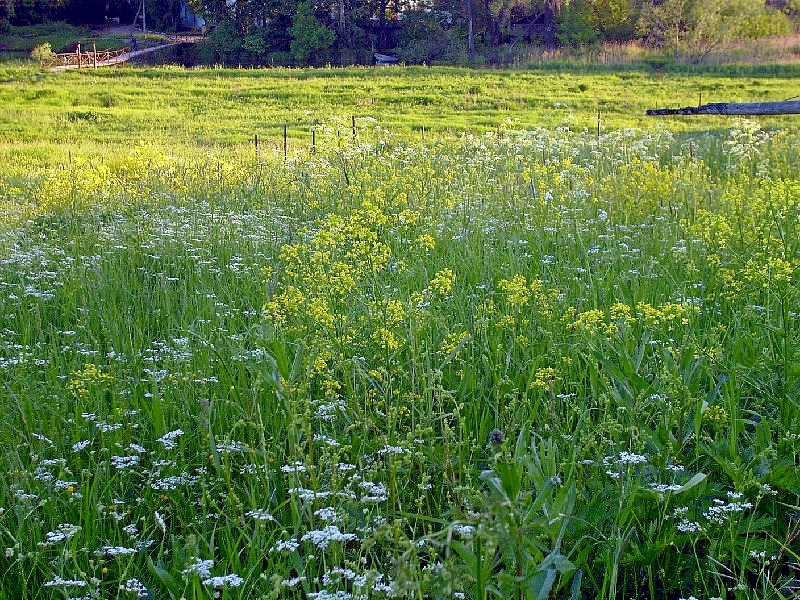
{"left": 1, "top": 0, "right": 188, "bottom": 30}
{"left": 3, "top": 0, "right": 798, "bottom": 64}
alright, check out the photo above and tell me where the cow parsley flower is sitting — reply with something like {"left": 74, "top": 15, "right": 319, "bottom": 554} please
{"left": 301, "top": 525, "right": 357, "bottom": 549}
{"left": 182, "top": 558, "right": 214, "bottom": 579}
{"left": 157, "top": 429, "right": 184, "bottom": 450}
{"left": 202, "top": 574, "right": 243, "bottom": 588}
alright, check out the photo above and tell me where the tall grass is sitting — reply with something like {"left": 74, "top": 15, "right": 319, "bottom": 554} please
{"left": 0, "top": 67, "right": 799, "bottom": 600}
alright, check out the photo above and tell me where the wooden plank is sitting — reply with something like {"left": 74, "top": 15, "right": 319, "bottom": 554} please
{"left": 647, "top": 100, "right": 800, "bottom": 116}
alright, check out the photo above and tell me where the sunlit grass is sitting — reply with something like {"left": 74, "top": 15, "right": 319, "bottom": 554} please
{"left": 1, "top": 63, "right": 800, "bottom": 156}
{"left": 0, "top": 64, "right": 799, "bottom": 600}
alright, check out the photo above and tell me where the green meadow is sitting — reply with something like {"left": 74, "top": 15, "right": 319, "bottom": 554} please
{"left": 2, "top": 62, "right": 800, "bottom": 152}
{"left": 0, "top": 63, "right": 799, "bottom": 600}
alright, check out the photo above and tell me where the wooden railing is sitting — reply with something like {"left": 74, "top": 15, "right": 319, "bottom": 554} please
{"left": 46, "top": 36, "right": 201, "bottom": 70}
{"left": 49, "top": 44, "right": 130, "bottom": 68}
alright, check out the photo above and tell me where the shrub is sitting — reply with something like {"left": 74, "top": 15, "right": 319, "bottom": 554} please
{"left": 30, "top": 42, "right": 56, "bottom": 65}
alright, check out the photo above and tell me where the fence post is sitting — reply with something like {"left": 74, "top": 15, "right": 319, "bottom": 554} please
{"left": 76, "top": 42, "right": 81, "bottom": 68}
{"left": 93, "top": 43, "right": 97, "bottom": 68}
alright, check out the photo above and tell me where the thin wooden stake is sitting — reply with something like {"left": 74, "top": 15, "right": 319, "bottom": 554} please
{"left": 351, "top": 115, "right": 356, "bottom": 139}
{"left": 312, "top": 129, "right": 316, "bottom": 153}
{"left": 283, "top": 125, "right": 288, "bottom": 161}
{"left": 254, "top": 134, "right": 258, "bottom": 149}
{"left": 597, "top": 110, "right": 601, "bottom": 138}
{"left": 93, "top": 43, "right": 97, "bottom": 68}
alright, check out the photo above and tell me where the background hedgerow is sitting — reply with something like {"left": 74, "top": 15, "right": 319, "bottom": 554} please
{"left": 0, "top": 67, "right": 799, "bottom": 600}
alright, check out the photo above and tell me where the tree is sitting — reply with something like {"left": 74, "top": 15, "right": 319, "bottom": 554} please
{"left": 587, "top": 0, "right": 636, "bottom": 39}
{"left": 464, "top": 0, "right": 475, "bottom": 53}
{"left": 557, "top": 0, "right": 598, "bottom": 44}
{"left": 637, "top": 0, "right": 765, "bottom": 61}
{"left": 205, "top": 18, "right": 242, "bottom": 62}
{"left": 289, "top": 0, "right": 336, "bottom": 63}
{"left": 31, "top": 41, "right": 56, "bottom": 63}
{"left": 483, "top": 0, "right": 531, "bottom": 45}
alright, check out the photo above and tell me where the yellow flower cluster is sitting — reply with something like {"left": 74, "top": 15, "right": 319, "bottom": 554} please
{"left": 428, "top": 268, "right": 456, "bottom": 297}
{"left": 530, "top": 366, "right": 559, "bottom": 392}
{"left": 568, "top": 301, "right": 700, "bottom": 335}
{"left": 703, "top": 404, "right": 730, "bottom": 434}
{"left": 67, "top": 363, "right": 115, "bottom": 399}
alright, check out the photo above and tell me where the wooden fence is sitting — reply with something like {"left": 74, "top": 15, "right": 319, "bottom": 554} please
{"left": 49, "top": 44, "right": 130, "bottom": 68}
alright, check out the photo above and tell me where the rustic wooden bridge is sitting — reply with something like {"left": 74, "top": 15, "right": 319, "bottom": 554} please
{"left": 48, "top": 35, "right": 199, "bottom": 71}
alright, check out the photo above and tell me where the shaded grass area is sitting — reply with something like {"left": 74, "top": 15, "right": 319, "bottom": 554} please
{"left": 0, "top": 22, "right": 128, "bottom": 54}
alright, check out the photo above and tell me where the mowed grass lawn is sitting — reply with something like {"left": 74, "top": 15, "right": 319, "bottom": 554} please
{"left": 0, "top": 63, "right": 799, "bottom": 600}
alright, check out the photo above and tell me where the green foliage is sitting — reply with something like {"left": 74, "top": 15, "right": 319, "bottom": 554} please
{"left": 587, "top": 0, "right": 637, "bottom": 39}
{"left": 2, "top": 0, "right": 800, "bottom": 66}
{"left": 30, "top": 41, "right": 55, "bottom": 64}
{"left": 636, "top": 0, "right": 783, "bottom": 62}
{"left": 289, "top": 1, "right": 335, "bottom": 64}
{"left": 204, "top": 19, "right": 243, "bottom": 64}
{"left": 395, "top": 9, "right": 458, "bottom": 64}
{"left": 557, "top": 0, "right": 600, "bottom": 45}
{"left": 735, "top": 7, "right": 796, "bottom": 38}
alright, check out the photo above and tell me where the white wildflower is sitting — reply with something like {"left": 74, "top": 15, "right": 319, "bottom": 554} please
{"left": 110, "top": 455, "right": 139, "bottom": 469}
{"left": 154, "top": 511, "right": 167, "bottom": 534}
{"left": 301, "top": 525, "right": 357, "bottom": 549}
{"left": 246, "top": 509, "right": 276, "bottom": 522}
{"left": 182, "top": 558, "right": 214, "bottom": 579}
{"left": 281, "top": 461, "right": 309, "bottom": 473}
{"left": 120, "top": 577, "right": 148, "bottom": 598}
{"left": 72, "top": 440, "right": 91, "bottom": 452}
{"left": 270, "top": 539, "right": 300, "bottom": 553}
{"left": 43, "top": 576, "right": 87, "bottom": 588}
{"left": 95, "top": 545, "right": 137, "bottom": 556}
{"left": 314, "top": 507, "right": 339, "bottom": 522}
{"left": 452, "top": 524, "right": 475, "bottom": 539}
{"left": 157, "top": 429, "right": 184, "bottom": 450}
{"left": 676, "top": 519, "right": 703, "bottom": 534}
{"left": 39, "top": 524, "right": 82, "bottom": 546}
{"left": 202, "top": 574, "right": 243, "bottom": 588}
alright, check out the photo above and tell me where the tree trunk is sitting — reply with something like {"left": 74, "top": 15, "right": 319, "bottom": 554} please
{"left": 646, "top": 100, "right": 800, "bottom": 116}
{"left": 465, "top": 0, "right": 475, "bottom": 55}
{"left": 484, "top": 0, "right": 500, "bottom": 45}
{"left": 378, "top": 0, "right": 388, "bottom": 49}
{"left": 543, "top": 0, "right": 556, "bottom": 50}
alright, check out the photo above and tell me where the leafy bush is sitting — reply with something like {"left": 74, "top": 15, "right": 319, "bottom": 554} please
{"left": 30, "top": 42, "right": 56, "bottom": 65}
{"left": 736, "top": 8, "right": 796, "bottom": 38}
{"left": 395, "top": 10, "right": 451, "bottom": 64}
{"left": 289, "top": 1, "right": 336, "bottom": 64}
